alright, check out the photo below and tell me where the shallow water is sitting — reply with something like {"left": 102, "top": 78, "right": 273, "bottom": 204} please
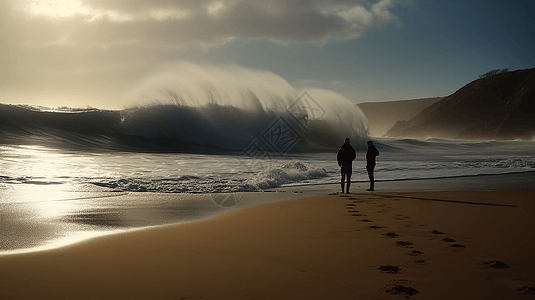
{"left": 1, "top": 138, "right": 534, "bottom": 194}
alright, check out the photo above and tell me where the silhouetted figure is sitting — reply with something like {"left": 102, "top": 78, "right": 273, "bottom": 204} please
{"left": 337, "top": 138, "right": 356, "bottom": 194}
{"left": 366, "top": 140, "right": 380, "bottom": 191}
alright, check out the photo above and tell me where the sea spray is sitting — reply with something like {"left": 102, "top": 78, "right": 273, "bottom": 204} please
{"left": 118, "top": 61, "right": 370, "bottom": 151}
{"left": 245, "top": 161, "right": 328, "bottom": 189}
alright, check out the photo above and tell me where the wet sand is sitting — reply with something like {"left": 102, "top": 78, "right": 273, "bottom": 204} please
{"left": 1, "top": 177, "right": 535, "bottom": 299}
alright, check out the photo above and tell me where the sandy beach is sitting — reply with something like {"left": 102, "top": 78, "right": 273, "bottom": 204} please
{"left": 2, "top": 1, "right": 534, "bottom": 299}
{"left": 1, "top": 177, "right": 535, "bottom": 300}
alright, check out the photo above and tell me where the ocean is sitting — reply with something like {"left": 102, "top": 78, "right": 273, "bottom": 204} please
{"left": 1, "top": 102, "right": 534, "bottom": 192}
{"left": 1, "top": 98, "right": 534, "bottom": 252}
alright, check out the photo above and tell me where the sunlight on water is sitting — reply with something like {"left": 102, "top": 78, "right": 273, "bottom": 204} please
{"left": 4, "top": 185, "right": 77, "bottom": 219}
{"left": 0, "top": 230, "right": 119, "bottom": 255}
{"left": 32, "top": 195, "right": 79, "bottom": 220}
{"left": 0, "top": 145, "right": 102, "bottom": 181}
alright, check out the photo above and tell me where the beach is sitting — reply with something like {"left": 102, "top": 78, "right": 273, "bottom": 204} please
{"left": 1, "top": 175, "right": 535, "bottom": 300}
{"left": 3, "top": 1, "right": 534, "bottom": 299}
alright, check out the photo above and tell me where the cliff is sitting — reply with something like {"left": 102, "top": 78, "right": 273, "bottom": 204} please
{"left": 357, "top": 97, "right": 442, "bottom": 137}
{"left": 385, "top": 68, "right": 535, "bottom": 140}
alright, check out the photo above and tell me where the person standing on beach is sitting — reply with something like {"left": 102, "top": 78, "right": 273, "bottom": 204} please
{"left": 337, "top": 138, "right": 356, "bottom": 194}
{"left": 366, "top": 140, "right": 380, "bottom": 191}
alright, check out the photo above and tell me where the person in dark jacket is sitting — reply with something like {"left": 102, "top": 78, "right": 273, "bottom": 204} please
{"left": 337, "top": 138, "right": 356, "bottom": 194}
{"left": 366, "top": 140, "right": 380, "bottom": 191}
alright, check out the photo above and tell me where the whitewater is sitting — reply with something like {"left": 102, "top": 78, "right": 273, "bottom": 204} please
{"left": 1, "top": 137, "right": 534, "bottom": 194}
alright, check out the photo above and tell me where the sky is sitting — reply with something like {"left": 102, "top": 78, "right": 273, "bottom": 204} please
{"left": 1, "top": 0, "right": 534, "bottom": 109}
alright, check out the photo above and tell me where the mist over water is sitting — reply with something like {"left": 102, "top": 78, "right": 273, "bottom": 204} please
{"left": 118, "top": 61, "right": 369, "bottom": 152}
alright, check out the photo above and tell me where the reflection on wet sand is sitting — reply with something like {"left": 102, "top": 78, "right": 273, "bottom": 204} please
{"left": 0, "top": 183, "right": 225, "bottom": 252}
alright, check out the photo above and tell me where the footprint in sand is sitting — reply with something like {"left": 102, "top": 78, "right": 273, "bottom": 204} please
{"left": 383, "top": 232, "right": 400, "bottom": 238}
{"left": 442, "top": 237, "right": 456, "bottom": 243}
{"left": 395, "top": 241, "right": 414, "bottom": 248}
{"left": 383, "top": 284, "right": 420, "bottom": 298}
{"left": 483, "top": 260, "right": 509, "bottom": 269}
{"left": 368, "top": 225, "right": 383, "bottom": 229}
{"left": 449, "top": 244, "right": 466, "bottom": 249}
{"left": 351, "top": 214, "right": 366, "bottom": 216}
{"left": 408, "top": 250, "right": 424, "bottom": 257}
{"left": 431, "top": 230, "right": 445, "bottom": 235}
{"left": 378, "top": 265, "right": 402, "bottom": 274}
{"left": 414, "top": 259, "right": 426, "bottom": 264}
{"left": 347, "top": 210, "right": 359, "bottom": 213}
{"left": 360, "top": 219, "right": 373, "bottom": 222}
{"left": 345, "top": 204, "right": 356, "bottom": 207}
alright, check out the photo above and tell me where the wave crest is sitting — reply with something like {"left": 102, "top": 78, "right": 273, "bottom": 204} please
{"left": 117, "top": 62, "right": 369, "bottom": 151}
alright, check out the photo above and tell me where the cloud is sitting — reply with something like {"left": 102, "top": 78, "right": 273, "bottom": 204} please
{"left": 0, "top": 0, "right": 398, "bottom": 107}
{"left": 10, "top": 0, "right": 398, "bottom": 48}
